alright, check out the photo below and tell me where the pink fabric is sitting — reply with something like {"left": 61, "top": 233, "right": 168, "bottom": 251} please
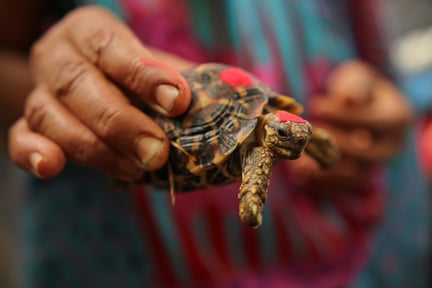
{"left": 134, "top": 163, "right": 383, "bottom": 287}
{"left": 122, "top": 0, "right": 210, "bottom": 62}
{"left": 120, "top": 0, "right": 385, "bottom": 286}
{"left": 418, "top": 117, "right": 432, "bottom": 176}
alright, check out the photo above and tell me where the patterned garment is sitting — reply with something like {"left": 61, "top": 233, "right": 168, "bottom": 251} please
{"left": 21, "top": 0, "right": 430, "bottom": 287}
{"left": 385, "top": 0, "right": 432, "bottom": 176}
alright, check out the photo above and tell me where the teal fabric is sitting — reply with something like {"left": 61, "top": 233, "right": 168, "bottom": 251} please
{"left": 21, "top": 0, "right": 431, "bottom": 287}
{"left": 354, "top": 130, "right": 431, "bottom": 288}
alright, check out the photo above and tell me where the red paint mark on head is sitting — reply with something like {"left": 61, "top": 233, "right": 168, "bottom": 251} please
{"left": 220, "top": 68, "right": 254, "bottom": 88}
{"left": 276, "top": 111, "right": 307, "bottom": 123}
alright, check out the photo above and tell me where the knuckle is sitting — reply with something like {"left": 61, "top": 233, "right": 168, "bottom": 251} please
{"left": 81, "top": 25, "right": 114, "bottom": 64}
{"left": 68, "top": 5, "right": 112, "bottom": 20}
{"left": 52, "top": 59, "right": 90, "bottom": 98}
{"left": 7, "top": 119, "right": 25, "bottom": 153}
{"left": 71, "top": 133, "right": 100, "bottom": 164}
{"left": 65, "top": 6, "right": 115, "bottom": 64}
{"left": 29, "top": 41, "right": 45, "bottom": 64}
{"left": 29, "top": 40, "right": 51, "bottom": 76}
{"left": 121, "top": 58, "right": 145, "bottom": 92}
{"left": 29, "top": 23, "right": 64, "bottom": 69}
{"left": 24, "top": 94, "right": 48, "bottom": 133}
{"left": 95, "top": 105, "right": 124, "bottom": 139}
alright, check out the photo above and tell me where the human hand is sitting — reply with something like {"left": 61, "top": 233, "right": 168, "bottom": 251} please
{"left": 289, "top": 60, "right": 413, "bottom": 192}
{"left": 8, "top": 6, "right": 193, "bottom": 180}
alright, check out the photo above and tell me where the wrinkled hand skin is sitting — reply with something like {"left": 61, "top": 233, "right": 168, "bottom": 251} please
{"left": 288, "top": 60, "right": 413, "bottom": 192}
{"left": 8, "top": 6, "right": 194, "bottom": 180}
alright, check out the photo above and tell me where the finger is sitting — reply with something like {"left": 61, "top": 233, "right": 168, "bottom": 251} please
{"left": 63, "top": 6, "right": 191, "bottom": 116}
{"left": 326, "top": 61, "right": 377, "bottom": 106}
{"left": 288, "top": 155, "right": 373, "bottom": 192}
{"left": 307, "top": 165, "right": 373, "bottom": 193}
{"left": 314, "top": 122, "right": 406, "bottom": 164}
{"left": 24, "top": 87, "right": 145, "bottom": 180}
{"left": 31, "top": 40, "right": 170, "bottom": 170}
{"left": 309, "top": 80, "right": 412, "bottom": 129}
{"left": 8, "top": 118, "right": 66, "bottom": 179}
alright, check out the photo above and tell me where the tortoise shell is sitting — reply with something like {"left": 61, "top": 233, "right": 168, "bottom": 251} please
{"left": 140, "top": 63, "right": 338, "bottom": 227}
{"left": 142, "top": 63, "right": 303, "bottom": 190}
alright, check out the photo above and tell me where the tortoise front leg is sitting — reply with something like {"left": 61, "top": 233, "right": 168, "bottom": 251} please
{"left": 238, "top": 146, "right": 274, "bottom": 228}
{"left": 305, "top": 128, "right": 339, "bottom": 169}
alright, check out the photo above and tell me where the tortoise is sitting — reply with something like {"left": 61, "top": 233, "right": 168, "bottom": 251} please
{"left": 140, "top": 63, "right": 339, "bottom": 228}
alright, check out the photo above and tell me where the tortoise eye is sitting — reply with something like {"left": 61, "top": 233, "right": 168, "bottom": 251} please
{"left": 276, "top": 128, "right": 291, "bottom": 139}
{"left": 200, "top": 73, "right": 212, "bottom": 84}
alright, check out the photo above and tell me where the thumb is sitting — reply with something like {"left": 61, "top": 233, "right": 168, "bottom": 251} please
{"left": 134, "top": 58, "right": 192, "bottom": 117}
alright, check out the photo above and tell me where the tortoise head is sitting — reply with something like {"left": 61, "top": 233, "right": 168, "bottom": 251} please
{"left": 259, "top": 111, "right": 312, "bottom": 159}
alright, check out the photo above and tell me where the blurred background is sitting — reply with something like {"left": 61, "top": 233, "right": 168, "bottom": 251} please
{"left": 0, "top": 140, "right": 21, "bottom": 288}
{"left": 1, "top": 0, "right": 432, "bottom": 287}
{"left": 385, "top": 0, "right": 432, "bottom": 177}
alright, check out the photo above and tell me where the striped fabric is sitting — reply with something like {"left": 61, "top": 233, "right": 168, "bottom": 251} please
{"left": 20, "top": 0, "right": 430, "bottom": 287}
{"left": 119, "top": 0, "right": 378, "bottom": 286}
{"left": 133, "top": 170, "right": 380, "bottom": 287}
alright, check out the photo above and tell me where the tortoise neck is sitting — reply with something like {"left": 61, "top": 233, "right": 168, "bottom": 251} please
{"left": 254, "top": 114, "right": 270, "bottom": 147}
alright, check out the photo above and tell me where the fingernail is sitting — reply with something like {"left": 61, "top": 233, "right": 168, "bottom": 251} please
{"left": 155, "top": 84, "right": 179, "bottom": 114}
{"left": 29, "top": 152, "right": 43, "bottom": 178}
{"left": 135, "top": 136, "right": 164, "bottom": 168}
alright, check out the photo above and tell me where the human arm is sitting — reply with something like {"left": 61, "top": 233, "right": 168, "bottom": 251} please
{"left": 6, "top": 6, "right": 194, "bottom": 180}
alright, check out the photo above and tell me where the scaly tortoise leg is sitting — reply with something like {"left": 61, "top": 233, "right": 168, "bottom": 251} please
{"left": 305, "top": 127, "right": 339, "bottom": 169}
{"left": 238, "top": 146, "right": 274, "bottom": 228}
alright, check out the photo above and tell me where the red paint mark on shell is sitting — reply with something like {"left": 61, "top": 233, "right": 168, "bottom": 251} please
{"left": 220, "top": 68, "right": 254, "bottom": 88}
{"left": 276, "top": 111, "right": 307, "bottom": 123}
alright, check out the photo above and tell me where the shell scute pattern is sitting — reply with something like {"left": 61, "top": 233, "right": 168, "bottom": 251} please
{"left": 154, "top": 65, "right": 269, "bottom": 174}
{"left": 141, "top": 63, "right": 338, "bottom": 227}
